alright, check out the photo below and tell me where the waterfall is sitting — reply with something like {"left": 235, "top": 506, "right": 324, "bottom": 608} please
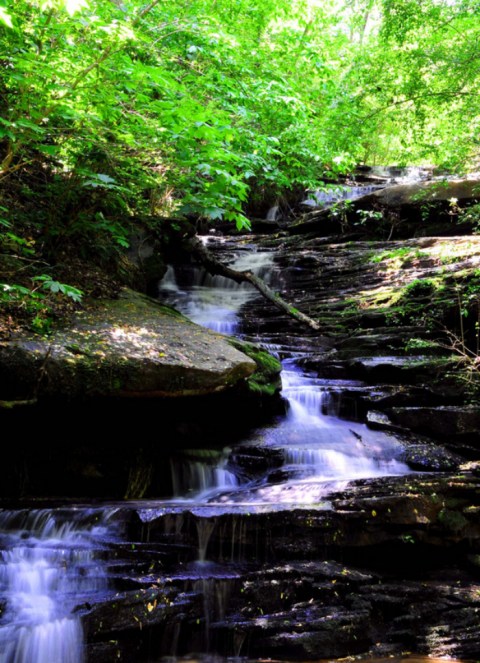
{"left": 158, "top": 265, "right": 179, "bottom": 292}
{"left": 301, "top": 184, "right": 381, "bottom": 209}
{"left": 170, "top": 450, "right": 238, "bottom": 499}
{"left": 271, "top": 360, "right": 409, "bottom": 484}
{"left": 0, "top": 509, "right": 118, "bottom": 663}
{"left": 301, "top": 167, "right": 433, "bottom": 210}
{"left": 158, "top": 241, "right": 411, "bottom": 506}
{"left": 266, "top": 205, "right": 279, "bottom": 221}
{"left": 159, "top": 248, "right": 275, "bottom": 335}
{"left": 195, "top": 519, "right": 216, "bottom": 563}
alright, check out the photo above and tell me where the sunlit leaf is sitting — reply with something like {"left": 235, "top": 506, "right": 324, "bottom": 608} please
{"left": 64, "top": 0, "right": 89, "bottom": 15}
{"left": 0, "top": 7, "right": 12, "bottom": 28}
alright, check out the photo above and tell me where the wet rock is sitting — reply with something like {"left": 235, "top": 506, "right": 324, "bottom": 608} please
{"left": 347, "top": 356, "right": 460, "bottom": 384}
{"left": 388, "top": 406, "right": 480, "bottom": 442}
{"left": 335, "top": 333, "right": 428, "bottom": 359}
{"left": 371, "top": 177, "right": 480, "bottom": 208}
{"left": 319, "top": 177, "right": 480, "bottom": 237}
{"left": 460, "top": 460, "right": 480, "bottom": 476}
{"left": 229, "top": 446, "right": 285, "bottom": 481}
{"left": 399, "top": 443, "right": 463, "bottom": 471}
{"left": 81, "top": 582, "right": 205, "bottom": 661}
{"left": 5, "top": 471, "right": 480, "bottom": 661}
{"left": 366, "top": 409, "right": 401, "bottom": 430}
{"left": 86, "top": 640, "right": 140, "bottom": 663}
{"left": 246, "top": 608, "right": 372, "bottom": 658}
{"left": 83, "top": 585, "right": 201, "bottom": 641}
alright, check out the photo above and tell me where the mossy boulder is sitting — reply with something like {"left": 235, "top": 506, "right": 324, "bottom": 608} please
{"left": 0, "top": 288, "right": 258, "bottom": 401}
{"left": 227, "top": 337, "right": 282, "bottom": 398}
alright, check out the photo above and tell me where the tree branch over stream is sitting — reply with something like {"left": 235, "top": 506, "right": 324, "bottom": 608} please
{"left": 183, "top": 236, "right": 320, "bottom": 331}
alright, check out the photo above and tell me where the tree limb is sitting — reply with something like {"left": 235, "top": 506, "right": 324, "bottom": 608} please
{"left": 184, "top": 236, "right": 321, "bottom": 331}
{"left": 0, "top": 142, "right": 14, "bottom": 174}
{"left": 133, "top": 0, "right": 163, "bottom": 26}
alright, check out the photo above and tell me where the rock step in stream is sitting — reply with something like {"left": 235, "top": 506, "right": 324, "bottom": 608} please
{"left": 0, "top": 234, "right": 479, "bottom": 662}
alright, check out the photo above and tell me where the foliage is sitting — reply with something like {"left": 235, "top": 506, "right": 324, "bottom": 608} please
{"left": 32, "top": 275, "right": 83, "bottom": 303}
{"left": 458, "top": 203, "right": 480, "bottom": 233}
{"left": 1, "top": 0, "right": 478, "bottom": 227}
{"left": 404, "top": 337, "right": 441, "bottom": 352}
{"left": 0, "top": 0, "right": 479, "bottom": 331}
{"left": 0, "top": 273, "right": 83, "bottom": 333}
{"left": 363, "top": 0, "right": 480, "bottom": 168}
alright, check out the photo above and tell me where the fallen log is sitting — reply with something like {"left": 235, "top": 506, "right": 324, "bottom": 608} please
{"left": 183, "top": 236, "right": 320, "bottom": 331}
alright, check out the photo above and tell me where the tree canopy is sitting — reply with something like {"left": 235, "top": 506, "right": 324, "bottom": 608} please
{"left": 1, "top": 0, "right": 479, "bottom": 231}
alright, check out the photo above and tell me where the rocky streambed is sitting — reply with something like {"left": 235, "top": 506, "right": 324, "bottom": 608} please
{"left": 0, "top": 197, "right": 480, "bottom": 662}
{"left": 3, "top": 470, "right": 477, "bottom": 663}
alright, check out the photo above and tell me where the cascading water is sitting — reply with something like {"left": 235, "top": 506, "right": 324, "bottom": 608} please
{"left": 159, "top": 239, "right": 411, "bottom": 504}
{"left": 159, "top": 241, "right": 275, "bottom": 335}
{"left": 300, "top": 167, "right": 434, "bottom": 210}
{"left": 0, "top": 509, "right": 119, "bottom": 663}
{"left": 278, "top": 358, "right": 408, "bottom": 480}
{"left": 0, "top": 237, "right": 456, "bottom": 661}
{"left": 170, "top": 451, "right": 238, "bottom": 499}
{"left": 301, "top": 184, "right": 382, "bottom": 209}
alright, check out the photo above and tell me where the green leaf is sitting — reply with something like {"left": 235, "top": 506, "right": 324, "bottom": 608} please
{"left": 33, "top": 275, "right": 83, "bottom": 303}
{"left": 0, "top": 7, "right": 13, "bottom": 29}
{"left": 37, "top": 145, "right": 59, "bottom": 156}
{"left": 96, "top": 174, "right": 116, "bottom": 184}
{"left": 204, "top": 207, "right": 224, "bottom": 220}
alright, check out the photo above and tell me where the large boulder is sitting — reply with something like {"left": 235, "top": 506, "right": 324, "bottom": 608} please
{"left": 0, "top": 288, "right": 258, "bottom": 401}
{"left": 371, "top": 177, "right": 480, "bottom": 207}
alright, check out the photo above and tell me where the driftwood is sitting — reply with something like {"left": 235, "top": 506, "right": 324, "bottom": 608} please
{"left": 184, "top": 236, "right": 320, "bottom": 331}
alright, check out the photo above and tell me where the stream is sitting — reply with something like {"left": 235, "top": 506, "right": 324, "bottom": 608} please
{"left": 0, "top": 236, "right": 459, "bottom": 662}
{"left": 0, "top": 508, "right": 121, "bottom": 663}
{"left": 159, "top": 237, "right": 411, "bottom": 506}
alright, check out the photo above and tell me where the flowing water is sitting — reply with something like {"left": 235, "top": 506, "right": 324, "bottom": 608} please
{"left": 159, "top": 237, "right": 410, "bottom": 506}
{"left": 0, "top": 509, "right": 119, "bottom": 663}
{"left": 0, "top": 236, "right": 414, "bottom": 660}
{"left": 301, "top": 183, "right": 381, "bottom": 208}
{"left": 159, "top": 240, "right": 275, "bottom": 336}
{"left": 299, "top": 166, "right": 434, "bottom": 210}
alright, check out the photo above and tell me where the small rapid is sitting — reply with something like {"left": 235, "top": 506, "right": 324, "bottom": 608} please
{"left": 159, "top": 238, "right": 411, "bottom": 505}
{"left": 0, "top": 509, "right": 119, "bottom": 663}
{"left": 159, "top": 242, "right": 275, "bottom": 335}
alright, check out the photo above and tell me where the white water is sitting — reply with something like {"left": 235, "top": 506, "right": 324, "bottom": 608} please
{"left": 171, "top": 452, "right": 238, "bottom": 499}
{"left": 279, "top": 359, "right": 407, "bottom": 480}
{"left": 159, "top": 241, "right": 411, "bottom": 504}
{"left": 301, "top": 167, "right": 435, "bottom": 210}
{"left": 0, "top": 509, "right": 118, "bottom": 663}
{"left": 159, "top": 246, "right": 275, "bottom": 335}
{"left": 301, "top": 184, "right": 381, "bottom": 208}
{"left": 266, "top": 205, "right": 280, "bottom": 221}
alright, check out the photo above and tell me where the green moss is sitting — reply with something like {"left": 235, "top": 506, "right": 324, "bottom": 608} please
{"left": 228, "top": 338, "right": 282, "bottom": 397}
{"left": 370, "top": 247, "right": 416, "bottom": 263}
{"left": 247, "top": 380, "right": 279, "bottom": 396}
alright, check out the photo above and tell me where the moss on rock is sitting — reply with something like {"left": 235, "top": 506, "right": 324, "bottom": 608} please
{"left": 227, "top": 338, "right": 282, "bottom": 398}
